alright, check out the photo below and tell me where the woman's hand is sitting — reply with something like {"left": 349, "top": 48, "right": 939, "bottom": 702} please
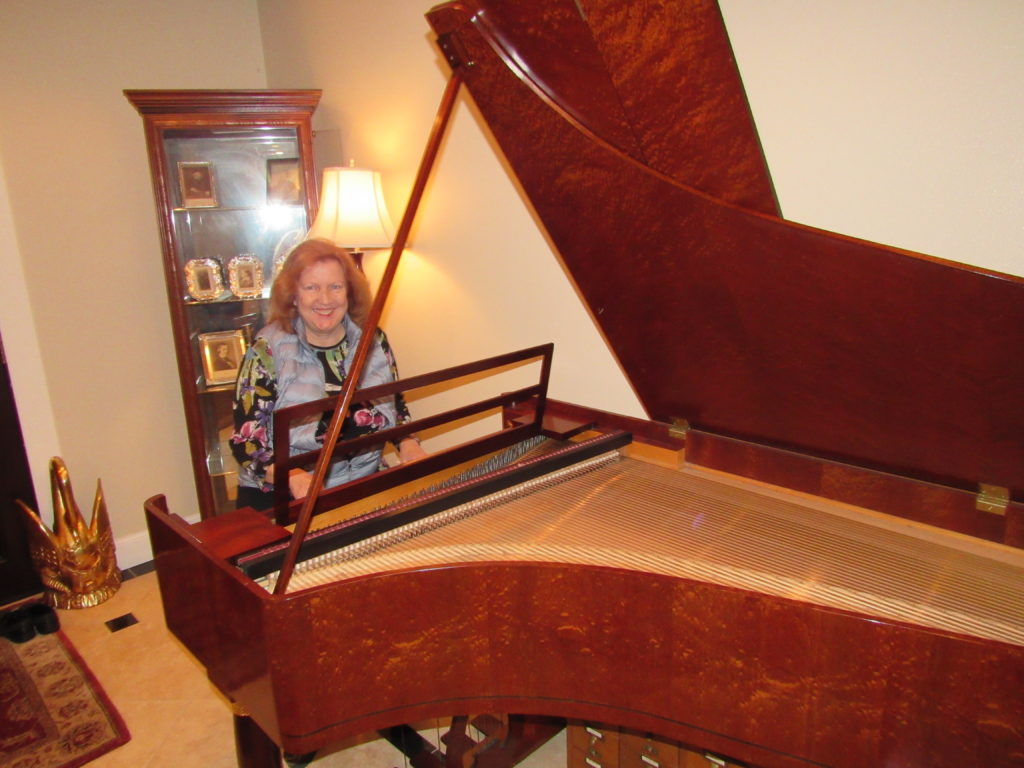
{"left": 264, "top": 465, "right": 314, "bottom": 499}
{"left": 398, "top": 437, "right": 428, "bottom": 464}
{"left": 287, "top": 468, "right": 314, "bottom": 499}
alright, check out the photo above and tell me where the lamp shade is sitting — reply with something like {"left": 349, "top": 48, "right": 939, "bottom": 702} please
{"left": 306, "top": 166, "right": 394, "bottom": 248}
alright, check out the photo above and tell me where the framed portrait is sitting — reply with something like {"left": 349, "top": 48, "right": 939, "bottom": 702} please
{"left": 266, "top": 157, "right": 301, "bottom": 204}
{"left": 228, "top": 253, "right": 264, "bottom": 299}
{"left": 177, "top": 161, "right": 218, "bottom": 208}
{"left": 199, "top": 330, "right": 247, "bottom": 387}
{"left": 184, "top": 258, "right": 225, "bottom": 301}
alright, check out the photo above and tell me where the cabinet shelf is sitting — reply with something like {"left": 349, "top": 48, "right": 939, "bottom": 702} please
{"left": 198, "top": 386, "right": 235, "bottom": 397}
{"left": 184, "top": 296, "right": 269, "bottom": 307}
{"left": 127, "top": 88, "right": 321, "bottom": 519}
{"left": 172, "top": 204, "right": 304, "bottom": 214}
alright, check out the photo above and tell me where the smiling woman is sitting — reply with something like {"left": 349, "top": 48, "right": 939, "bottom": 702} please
{"left": 230, "top": 238, "right": 426, "bottom": 511}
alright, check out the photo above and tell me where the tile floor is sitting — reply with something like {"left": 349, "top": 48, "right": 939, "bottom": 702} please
{"left": 53, "top": 570, "right": 568, "bottom": 768}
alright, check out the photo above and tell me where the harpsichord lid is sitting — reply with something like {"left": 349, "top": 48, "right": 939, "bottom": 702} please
{"left": 426, "top": 0, "right": 1024, "bottom": 500}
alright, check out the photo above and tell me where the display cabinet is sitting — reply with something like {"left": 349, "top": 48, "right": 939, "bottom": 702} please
{"left": 126, "top": 90, "right": 321, "bottom": 518}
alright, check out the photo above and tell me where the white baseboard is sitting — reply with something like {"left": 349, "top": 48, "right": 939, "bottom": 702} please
{"left": 115, "top": 513, "right": 201, "bottom": 570}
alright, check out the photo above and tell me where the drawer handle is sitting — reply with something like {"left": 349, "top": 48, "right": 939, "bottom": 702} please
{"left": 585, "top": 726, "right": 604, "bottom": 740}
{"left": 641, "top": 755, "right": 660, "bottom": 767}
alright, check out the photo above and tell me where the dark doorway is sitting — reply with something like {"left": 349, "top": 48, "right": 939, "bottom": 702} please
{"left": 0, "top": 331, "right": 43, "bottom": 605}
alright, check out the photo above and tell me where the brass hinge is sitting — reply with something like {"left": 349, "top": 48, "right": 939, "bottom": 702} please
{"left": 668, "top": 418, "right": 691, "bottom": 439}
{"left": 437, "top": 32, "right": 475, "bottom": 70}
{"left": 976, "top": 484, "right": 1009, "bottom": 515}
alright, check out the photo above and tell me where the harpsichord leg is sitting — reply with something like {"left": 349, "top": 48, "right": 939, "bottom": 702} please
{"left": 233, "top": 713, "right": 282, "bottom": 768}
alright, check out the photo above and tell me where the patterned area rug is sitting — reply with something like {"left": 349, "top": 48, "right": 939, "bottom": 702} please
{"left": 0, "top": 631, "right": 129, "bottom": 768}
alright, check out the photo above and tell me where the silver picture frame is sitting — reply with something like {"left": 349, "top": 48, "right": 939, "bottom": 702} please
{"left": 184, "top": 258, "right": 224, "bottom": 301}
{"left": 228, "top": 253, "right": 264, "bottom": 299}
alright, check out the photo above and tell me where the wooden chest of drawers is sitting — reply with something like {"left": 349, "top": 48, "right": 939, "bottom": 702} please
{"left": 567, "top": 723, "right": 744, "bottom": 768}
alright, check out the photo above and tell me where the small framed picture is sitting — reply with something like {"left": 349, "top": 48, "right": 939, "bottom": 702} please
{"left": 273, "top": 249, "right": 290, "bottom": 283}
{"left": 177, "top": 161, "right": 218, "bottom": 208}
{"left": 184, "top": 258, "right": 225, "bottom": 301}
{"left": 228, "top": 253, "right": 264, "bottom": 299}
{"left": 266, "top": 158, "right": 301, "bottom": 204}
{"left": 271, "top": 228, "right": 304, "bottom": 283}
{"left": 199, "top": 330, "right": 246, "bottom": 387}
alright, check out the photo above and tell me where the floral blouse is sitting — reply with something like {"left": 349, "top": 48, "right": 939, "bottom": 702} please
{"left": 231, "top": 330, "right": 412, "bottom": 488}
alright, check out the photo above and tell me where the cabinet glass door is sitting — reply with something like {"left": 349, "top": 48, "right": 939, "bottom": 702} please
{"left": 127, "top": 90, "right": 320, "bottom": 517}
{"left": 166, "top": 127, "right": 310, "bottom": 511}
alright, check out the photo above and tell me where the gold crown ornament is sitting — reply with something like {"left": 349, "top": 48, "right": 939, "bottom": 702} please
{"left": 16, "top": 457, "right": 121, "bottom": 609}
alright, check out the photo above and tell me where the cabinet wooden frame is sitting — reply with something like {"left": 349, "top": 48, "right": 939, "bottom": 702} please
{"left": 126, "top": 89, "right": 322, "bottom": 518}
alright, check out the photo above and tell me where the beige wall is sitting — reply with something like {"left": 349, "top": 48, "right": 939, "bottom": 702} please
{"left": 720, "top": 0, "right": 1024, "bottom": 276}
{"left": 0, "top": 0, "right": 267, "bottom": 564}
{"left": 0, "top": 155, "right": 61, "bottom": 504}
{"left": 0, "top": 1, "right": 1020, "bottom": 565}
